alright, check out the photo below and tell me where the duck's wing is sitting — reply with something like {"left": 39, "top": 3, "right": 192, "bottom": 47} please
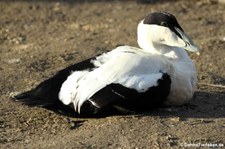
{"left": 59, "top": 46, "right": 172, "bottom": 114}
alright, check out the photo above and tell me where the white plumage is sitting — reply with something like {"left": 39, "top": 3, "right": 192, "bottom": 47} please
{"left": 14, "top": 12, "right": 200, "bottom": 116}
{"left": 59, "top": 46, "right": 172, "bottom": 113}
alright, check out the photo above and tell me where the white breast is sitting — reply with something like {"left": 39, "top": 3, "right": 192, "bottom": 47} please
{"left": 165, "top": 59, "right": 197, "bottom": 106}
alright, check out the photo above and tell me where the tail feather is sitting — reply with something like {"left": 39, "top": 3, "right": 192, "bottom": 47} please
{"left": 13, "top": 90, "right": 54, "bottom": 107}
{"left": 14, "top": 90, "right": 34, "bottom": 100}
{"left": 13, "top": 90, "right": 76, "bottom": 116}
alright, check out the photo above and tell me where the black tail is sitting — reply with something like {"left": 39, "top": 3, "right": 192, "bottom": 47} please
{"left": 14, "top": 90, "right": 33, "bottom": 100}
{"left": 13, "top": 70, "right": 76, "bottom": 116}
{"left": 14, "top": 89, "right": 55, "bottom": 107}
{"left": 13, "top": 74, "right": 63, "bottom": 107}
{"left": 13, "top": 87, "right": 76, "bottom": 116}
{"left": 13, "top": 57, "right": 98, "bottom": 116}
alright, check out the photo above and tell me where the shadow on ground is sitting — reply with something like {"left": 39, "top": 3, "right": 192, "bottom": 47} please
{"left": 20, "top": 90, "right": 224, "bottom": 119}
{"left": 147, "top": 90, "right": 225, "bottom": 119}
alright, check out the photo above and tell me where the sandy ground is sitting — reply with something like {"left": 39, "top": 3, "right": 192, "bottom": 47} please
{"left": 1, "top": 0, "right": 225, "bottom": 148}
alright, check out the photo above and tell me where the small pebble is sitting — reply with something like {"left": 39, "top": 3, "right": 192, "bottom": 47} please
{"left": 218, "top": 0, "right": 225, "bottom": 4}
{"left": 170, "top": 117, "right": 180, "bottom": 122}
{"left": 7, "top": 58, "right": 21, "bottom": 64}
{"left": 222, "top": 37, "right": 225, "bottom": 41}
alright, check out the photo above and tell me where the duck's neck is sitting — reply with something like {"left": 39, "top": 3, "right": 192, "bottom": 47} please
{"left": 141, "top": 42, "right": 191, "bottom": 61}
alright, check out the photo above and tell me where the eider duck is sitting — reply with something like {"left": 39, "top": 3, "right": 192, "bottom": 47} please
{"left": 14, "top": 12, "right": 200, "bottom": 116}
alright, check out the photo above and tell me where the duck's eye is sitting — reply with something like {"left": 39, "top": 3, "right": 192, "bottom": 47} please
{"left": 160, "top": 22, "right": 168, "bottom": 27}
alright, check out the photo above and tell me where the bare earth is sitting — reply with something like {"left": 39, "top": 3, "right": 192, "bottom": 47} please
{"left": 1, "top": 0, "right": 225, "bottom": 148}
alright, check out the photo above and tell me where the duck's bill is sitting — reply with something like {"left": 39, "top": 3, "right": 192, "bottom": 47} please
{"left": 185, "top": 44, "right": 200, "bottom": 55}
{"left": 175, "top": 27, "right": 201, "bottom": 55}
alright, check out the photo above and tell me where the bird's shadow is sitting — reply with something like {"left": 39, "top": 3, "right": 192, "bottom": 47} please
{"left": 145, "top": 90, "right": 225, "bottom": 119}
{"left": 43, "top": 90, "right": 225, "bottom": 119}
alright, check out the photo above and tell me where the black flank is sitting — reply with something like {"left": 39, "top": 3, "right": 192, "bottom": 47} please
{"left": 80, "top": 73, "right": 171, "bottom": 115}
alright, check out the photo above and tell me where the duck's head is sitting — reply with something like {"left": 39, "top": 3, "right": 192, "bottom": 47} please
{"left": 137, "top": 12, "right": 200, "bottom": 55}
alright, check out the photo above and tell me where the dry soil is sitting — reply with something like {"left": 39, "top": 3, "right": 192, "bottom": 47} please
{"left": 0, "top": 0, "right": 225, "bottom": 148}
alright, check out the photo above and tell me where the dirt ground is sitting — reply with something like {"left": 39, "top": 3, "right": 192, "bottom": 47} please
{"left": 0, "top": 0, "right": 225, "bottom": 148}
